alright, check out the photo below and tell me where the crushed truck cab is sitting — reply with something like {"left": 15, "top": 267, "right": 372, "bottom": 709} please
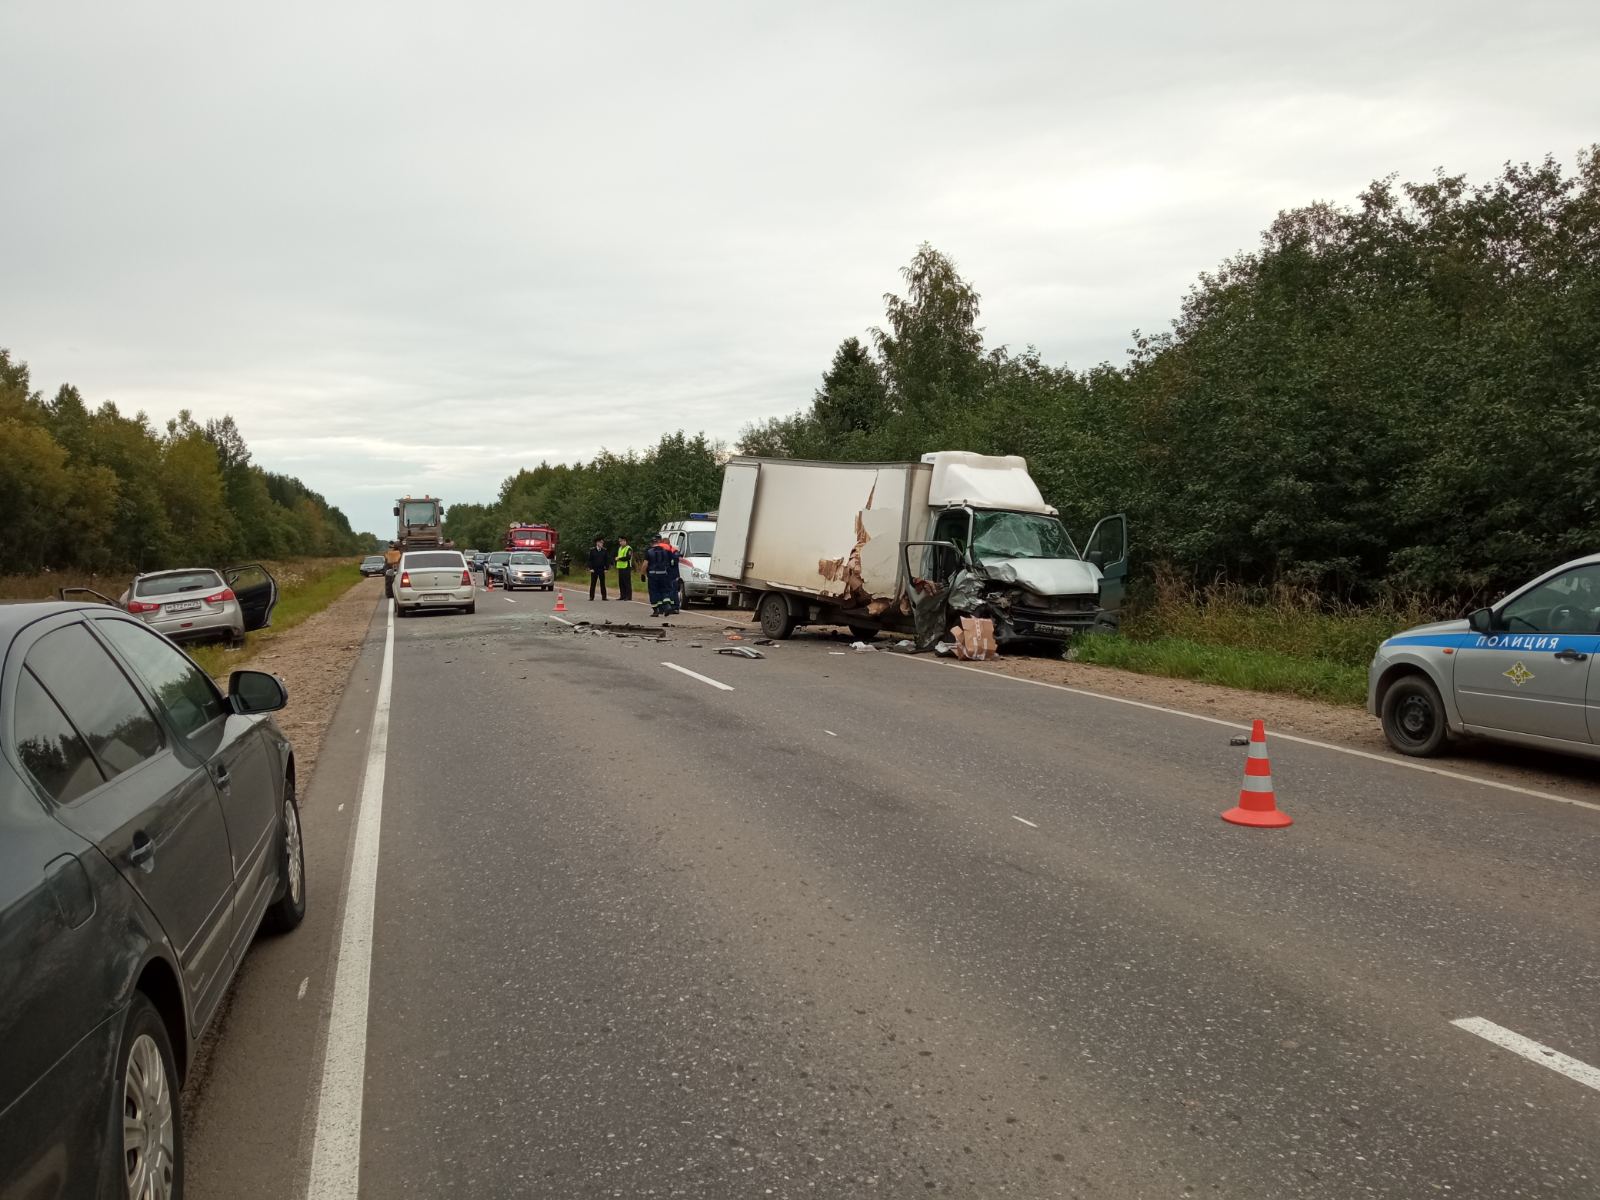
{"left": 710, "top": 451, "right": 1126, "bottom": 649}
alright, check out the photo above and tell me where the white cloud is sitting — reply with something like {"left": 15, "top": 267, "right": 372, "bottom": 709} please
{"left": 2, "top": 0, "right": 1595, "bottom": 533}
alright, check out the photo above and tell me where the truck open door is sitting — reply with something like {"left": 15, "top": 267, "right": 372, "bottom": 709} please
{"left": 901, "top": 540, "right": 967, "bottom": 649}
{"left": 223, "top": 563, "right": 278, "bottom": 632}
{"left": 709, "top": 461, "right": 759, "bottom": 581}
{"left": 1082, "top": 514, "right": 1128, "bottom": 628}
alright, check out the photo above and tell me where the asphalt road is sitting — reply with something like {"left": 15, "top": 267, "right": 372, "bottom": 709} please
{"left": 186, "top": 584, "right": 1600, "bottom": 1198}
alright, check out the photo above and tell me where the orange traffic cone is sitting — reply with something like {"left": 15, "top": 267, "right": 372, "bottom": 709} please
{"left": 484, "top": 573, "right": 494, "bottom": 590}
{"left": 553, "top": 590, "right": 567, "bottom": 613}
{"left": 1221, "top": 719, "right": 1292, "bottom": 828}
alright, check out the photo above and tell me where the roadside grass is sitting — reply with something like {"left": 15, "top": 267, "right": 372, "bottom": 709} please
{"left": 1076, "top": 570, "right": 1454, "bottom": 706}
{"left": 189, "top": 561, "right": 367, "bottom": 678}
{"left": 1073, "top": 633, "right": 1371, "bottom": 705}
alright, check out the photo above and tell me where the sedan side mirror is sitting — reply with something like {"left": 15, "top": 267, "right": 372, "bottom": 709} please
{"left": 1467, "top": 607, "right": 1495, "bottom": 635}
{"left": 229, "top": 670, "right": 288, "bottom": 714}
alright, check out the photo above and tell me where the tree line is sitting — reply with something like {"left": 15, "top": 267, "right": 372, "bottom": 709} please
{"left": 1, "top": 350, "right": 373, "bottom": 574}
{"left": 443, "top": 431, "right": 725, "bottom": 562}
{"left": 740, "top": 150, "right": 1600, "bottom": 604}
{"left": 447, "top": 149, "right": 1596, "bottom": 605}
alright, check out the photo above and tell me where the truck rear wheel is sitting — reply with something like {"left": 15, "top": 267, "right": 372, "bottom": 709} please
{"left": 758, "top": 593, "right": 796, "bottom": 640}
{"left": 847, "top": 626, "right": 879, "bottom": 642}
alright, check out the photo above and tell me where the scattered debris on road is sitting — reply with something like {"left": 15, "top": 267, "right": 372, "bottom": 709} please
{"left": 848, "top": 641, "right": 876, "bottom": 652}
{"left": 716, "top": 645, "right": 764, "bottom": 659}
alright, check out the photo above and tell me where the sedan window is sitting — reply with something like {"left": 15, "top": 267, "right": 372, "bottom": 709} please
{"left": 97, "top": 618, "right": 227, "bottom": 738}
{"left": 25, "top": 624, "right": 164, "bottom": 779}
{"left": 404, "top": 552, "right": 465, "bottom": 569}
{"left": 134, "top": 570, "right": 223, "bottom": 598}
{"left": 1499, "top": 563, "right": 1600, "bottom": 634}
{"left": 14, "top": 668, "right": 104, "bottom": 804}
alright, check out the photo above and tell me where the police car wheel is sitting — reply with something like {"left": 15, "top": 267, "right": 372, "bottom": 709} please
{"left": 1381, "top": 675, "right": 1447, "bottom": 757}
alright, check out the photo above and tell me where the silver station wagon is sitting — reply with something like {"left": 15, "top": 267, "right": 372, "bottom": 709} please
{"left": 1368, "top": 554, "right": 1600, "bottom": 760}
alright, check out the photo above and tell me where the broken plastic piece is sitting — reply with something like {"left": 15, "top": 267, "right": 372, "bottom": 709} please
{"left": 716, "top": 645, "right": 764, "bottom": 659}
{"left": 848, "top": 641, "right": 876, "bottom": 652}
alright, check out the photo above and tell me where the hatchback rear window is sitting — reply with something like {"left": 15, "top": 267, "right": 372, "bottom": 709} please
{"left": 135, "top": 570, "right": 223, "bottom": 598}
{"left": 405, "top": 552, "right": 464, "bottom": 569}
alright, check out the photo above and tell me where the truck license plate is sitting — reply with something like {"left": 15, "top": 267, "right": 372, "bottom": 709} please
{"left": 1031, "top": 622, "right": 1071, "bottom": 637}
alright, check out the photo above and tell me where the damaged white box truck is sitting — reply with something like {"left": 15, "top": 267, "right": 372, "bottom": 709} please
{"left": 709, "top": 451, "right": 1127, "bottom": 649}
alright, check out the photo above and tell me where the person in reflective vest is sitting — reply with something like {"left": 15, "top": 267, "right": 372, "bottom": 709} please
{"left": 614, "top": 536, "right": 633, "bottom": 602}
{"left": 644, "top": 537, "right": 681, "bottom": 617}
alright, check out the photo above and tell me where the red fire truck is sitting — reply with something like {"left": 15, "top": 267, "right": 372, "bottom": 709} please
{"left": 505, "top": 523, "right": 558, "bottom": 559}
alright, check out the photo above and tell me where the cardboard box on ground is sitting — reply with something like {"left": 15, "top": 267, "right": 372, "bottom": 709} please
{"left": 950, "top": 616, "right": 999, "bottom": 661}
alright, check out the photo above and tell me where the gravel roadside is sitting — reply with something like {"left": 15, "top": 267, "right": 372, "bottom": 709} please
{"left": 217, "top": 576, "right": 382, "bottom": 794}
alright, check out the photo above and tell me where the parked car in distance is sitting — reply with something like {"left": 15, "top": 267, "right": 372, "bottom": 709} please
{"left": 59, "top": 564, "right": 278, "bottom": 647}
{"left": 504, "top": 551, "right": 555, "bottom": 591}
{"left": 461, "top": 550, "right": 480, "bottom": 567}
{"left": 484, "top": 550, "right": 511, "bottom": 584}
{"left": 1369, "top": 553, "right": 1600, "bottom": 760}
{"left": 360, "top": 554, "right": 387, "bottom": 576}
{"left": 394, "top": 550, "right": 475, "bottom": 616}
{"left": 0, "top": 601, "right": 305, "bottom": 1200}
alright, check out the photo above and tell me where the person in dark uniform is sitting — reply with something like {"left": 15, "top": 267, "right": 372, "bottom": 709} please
{"left": 586, "top": 536, "right": 609, "bottom": 601}
{"left": 644, "top": 535, "right": 680, "bottom": 617}
{"left": 614, "top": 536, "right": 634, "bottom": 601}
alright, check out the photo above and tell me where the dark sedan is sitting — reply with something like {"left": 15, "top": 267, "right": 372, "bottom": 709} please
{"left": 0, "top": 601, "right": 306, "bottom": 1200}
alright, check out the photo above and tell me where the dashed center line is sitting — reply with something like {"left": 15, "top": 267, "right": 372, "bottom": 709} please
{"left": 1451, "top": 1018, "right": 1600, "bottom": 1093}
{"left": 661, "top": 662, "right": 734, "bottom": 691}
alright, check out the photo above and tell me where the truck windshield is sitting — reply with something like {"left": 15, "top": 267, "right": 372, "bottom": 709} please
{"left": 970, "top": 511, "right": 1078, "bottom": 561}
{"left": 402, "top": 502, "right": 439, "bottom": 526}
{"left": 684, "top": 531, "right": 715, "bottom": 556}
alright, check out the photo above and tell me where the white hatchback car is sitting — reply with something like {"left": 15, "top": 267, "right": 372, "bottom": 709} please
{"left": 395, "top": 550, "right": 475, "bottom": 616}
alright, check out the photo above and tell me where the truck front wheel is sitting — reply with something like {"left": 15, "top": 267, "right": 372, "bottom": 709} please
{"left": 758, "top": 593, "right": 796, "bottom": 640}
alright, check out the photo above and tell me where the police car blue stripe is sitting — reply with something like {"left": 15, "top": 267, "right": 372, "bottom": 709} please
{"left": 1386, "top": 632, "right": 1600, "bottom": 653}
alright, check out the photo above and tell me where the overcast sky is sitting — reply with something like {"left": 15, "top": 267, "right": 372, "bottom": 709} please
{"left": 2, "top": 2, "right": 1596, "bottom": 535}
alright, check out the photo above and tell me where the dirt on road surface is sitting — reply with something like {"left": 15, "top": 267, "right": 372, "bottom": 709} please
{"left": 217, "top": 576, "right": 380, "bottom": 791}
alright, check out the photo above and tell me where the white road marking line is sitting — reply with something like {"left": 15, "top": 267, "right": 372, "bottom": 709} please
{"left": 297, "top": 977, "right": 309, "bottom": 1001}
{"left": 1451, "top": 1017, "right": 1600, "bottom": 1093}
{"left": 305, "top": 602, "right": 394, "bottom": 1200}
{"left": 1011, "top": 815, "right": 1038, "bottom": 828}
{"left": 889, "top": 656, "right": 1600, "bottom": 815}
{"left": 661, "top": 662, "right": 734, "bottom": 691}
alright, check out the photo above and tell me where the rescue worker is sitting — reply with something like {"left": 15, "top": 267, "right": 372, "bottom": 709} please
{"left": 614, "top": 536, "right": 634, "bottom": 601}
{"left": 643, "top": 534, "right": 681, "bottom": 617}
{"left": 586, "top": 536, "right": 609, "bottom": 601}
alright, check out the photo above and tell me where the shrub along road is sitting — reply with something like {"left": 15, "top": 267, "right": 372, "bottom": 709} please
{"left": 186, "top": 585, "right": 1600, "bottom": 1198}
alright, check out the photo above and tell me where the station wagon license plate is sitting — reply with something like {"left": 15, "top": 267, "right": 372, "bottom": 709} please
{"left": 166, "top": 600, "right": 202, "bottom": 613}
{"left": 422, "top": 593, "right": 453, "bottom": 604}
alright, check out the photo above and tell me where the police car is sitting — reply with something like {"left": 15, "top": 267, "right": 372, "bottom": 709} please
{"left": 1369, "top": 554, "right": 1600, "bottom": 759}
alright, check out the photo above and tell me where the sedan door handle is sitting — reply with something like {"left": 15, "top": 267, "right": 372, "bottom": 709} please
{"left": 1553, "top": 648, "right": 1589, "bottom": 663}
{"left": 128, "top": 832, "right": 155, "bottom": 870}
{"left": 211, "top": 765, "right": 232, "bottom": 790}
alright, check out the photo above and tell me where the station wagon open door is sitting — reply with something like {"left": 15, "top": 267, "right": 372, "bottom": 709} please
{"left": 222, "top": 564, "right": 278, "bottom": 632}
